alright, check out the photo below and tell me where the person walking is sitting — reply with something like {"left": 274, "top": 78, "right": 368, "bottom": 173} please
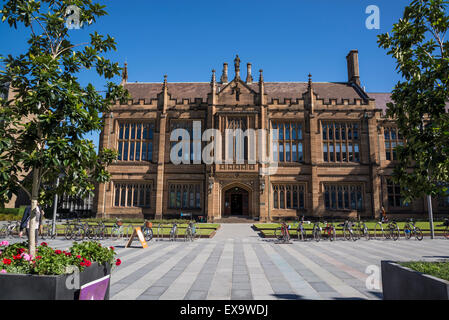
{"left": 19, "top": 205, "right": 42, "bottom": 243}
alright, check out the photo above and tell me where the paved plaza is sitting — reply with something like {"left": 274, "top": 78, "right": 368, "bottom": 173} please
{"left": 9, "top": 223, "right": 449, "bottom": 300}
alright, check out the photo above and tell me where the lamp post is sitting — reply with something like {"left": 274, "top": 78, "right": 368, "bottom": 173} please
{"left": 51, "top": 176, "right": 59, "bottom": 236}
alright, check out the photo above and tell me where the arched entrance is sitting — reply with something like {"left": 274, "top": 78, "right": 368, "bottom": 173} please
{"left": 223, "top": 186, "right": 249, "bottom": 216}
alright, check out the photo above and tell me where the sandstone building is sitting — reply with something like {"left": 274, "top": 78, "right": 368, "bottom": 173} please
{"left": 95, "top": 51, "right": 449, "bottom": 221}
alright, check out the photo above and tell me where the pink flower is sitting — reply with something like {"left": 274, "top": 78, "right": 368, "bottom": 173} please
{"left": 22, "top": 253, "right": 32, "bottom": 261}
{"left": 0, "top": 241, "right": 9, "bottom": 247}
{"left": 0, "top": 270, "right": 6, "bottom": 274}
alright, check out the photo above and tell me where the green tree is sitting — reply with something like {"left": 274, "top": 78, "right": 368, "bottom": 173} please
{"left": 0, "top": 0, "right": 128, "bottom": 256}
{"left": 378, "top": 0, "right": 449, "bottom": 209}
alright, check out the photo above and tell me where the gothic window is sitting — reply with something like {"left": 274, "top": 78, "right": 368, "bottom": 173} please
{"left": 324, "top": 184, "right": 363, "bottom": 211}
{"left": 169, "top": 183, "right": 201, "bottom": 209}
{"left": 272, "top": 122, "right": 303, "bottom": 163}
{"left": 322, "top": 122, "right": 360, "bottom": 163}
{"left": 386, "top": 178, "right": 408, "bottom": 208}
{"left": 272, "top": 184, "right": 305, "bottom": 210}
{"left": 118, "top": 122, "right": 154, "bottom": 162}
{"left": 113, "top": 183, "right": 152, "bottom": 208}
{"left": 170, "top": 120, "right": 202, "bottom": 163}
{"left": 384, "top": 127, "right": 404, "bottom": 161}
{"left": 225, "top": 117, "right": 248, "bottom": 161}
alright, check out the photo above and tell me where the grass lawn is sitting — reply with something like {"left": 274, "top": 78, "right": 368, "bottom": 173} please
{"left": 400, "top": 261, "right": 449, "bottom": 282}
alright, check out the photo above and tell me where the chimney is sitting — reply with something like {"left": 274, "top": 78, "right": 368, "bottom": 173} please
{"left": 220, "top": 63, "right": 228, "bottom": 84}
{"left": 346, "top": 50, "right": 360, "bottom": 86}
{"left": 121, "top": 62, "right": 128, "bottom": 85}
{"left": 246, "top": 63, "right": 253, "bottom": 84}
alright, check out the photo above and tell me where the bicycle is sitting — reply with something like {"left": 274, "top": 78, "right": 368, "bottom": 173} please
{"left": 322, "top": 221, "right": 336, "bottom": 241}
{"left": 0, "top": 221, "right": 20, "bottom": 238}
{"left": 274, "top": 222, "right": 290, "bottom": 243}
{"left": 41, "top": 220, "right": 57, "bottom": 240}
{"left": 312, "top": 221, "right": 322, "bottom": 242}
{"left": 403, "top": 218, "right": 423, "bottom": 241}
{"left": 295, "top": 217, "right": 308, "bottom": 241}
{"left": 184, "top": 221, "right": 200, "bottom": 242}
{"left": 110, "top": 218, "right": 133, "bottom": 241}
{"left": 354, "top": 219, "right": 370, "bottom": 240}
{"left": 374, "top": 218, "right": 400, "bottom": 240}
{"left": 339, "top": 220, "right": 357, "bottom": 241}
{"left": 169, "top": 223, "right": 178, "bottom": 241}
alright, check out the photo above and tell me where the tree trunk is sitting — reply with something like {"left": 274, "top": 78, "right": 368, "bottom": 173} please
{"left": 28, "top": 168, "right": 40, "bottom": 257}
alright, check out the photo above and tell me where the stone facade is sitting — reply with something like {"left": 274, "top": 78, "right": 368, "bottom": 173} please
{"left": 95, "top": 51, "right": 449, "bottom": 222}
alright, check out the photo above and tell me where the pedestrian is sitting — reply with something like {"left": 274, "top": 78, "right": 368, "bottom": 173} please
{"left": 380, "top": 206, "right": 388, "bottom": 223}
{"left": 18, "top": 204, "right": 42, "bottom": 243}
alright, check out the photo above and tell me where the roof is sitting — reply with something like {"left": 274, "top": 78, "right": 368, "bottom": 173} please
{"left": 124, "top": 81, "right": 369, "bottom": 103}
{"left": 368, "top": 92, "right": 449, "bottom": 114}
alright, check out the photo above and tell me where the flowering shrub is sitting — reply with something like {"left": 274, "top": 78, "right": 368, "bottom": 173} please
{"left": 0, "top": 241, "right": 121, "bottom": 275}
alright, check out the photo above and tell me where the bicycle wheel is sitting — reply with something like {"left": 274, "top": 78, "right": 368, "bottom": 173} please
{"left": 414, "top": 227, "right": 423, "bottom": 241}
{"left": 343, "top": 228, "right": 351, "bottom": 241}
{"left": 85, "top": 225, "right": 95, "bottom": 240}
{"left": 359, "top": 224, "right": 369, "bottom": 240}
{"left": 169, "top": 226, "right": 178, "bottom": 241}
{"left": 143, "top": 227, "right": 153, "bottom": 242}
{"left": 403, "top": 224, "right": 412, "bottom": 240}
{"left": 74, "top": 227, "right": 85, "bottom": 241}
{"left": 390, "top": 226, "right": 399, "bottom": 241}
{"left": 184, "top": 228, "right": 192, "bottom": 242}
{"left": 274, "top": 227, "right": 283, "bottom": 241}
{"left": 329, "top": 226, "right": 336, "bottom": 241}
{"left": 313, "top": 227, "right": 321, "bottom": 242}
{"left": 64, "top": 224, "right": 73, "bottom": 240}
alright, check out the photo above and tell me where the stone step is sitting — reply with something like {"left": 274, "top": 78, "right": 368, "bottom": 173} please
{"left": 213, "top": 216, "right": 258, "bottom": 223}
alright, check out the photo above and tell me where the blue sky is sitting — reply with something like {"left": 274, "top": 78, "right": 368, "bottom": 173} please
{"left": 0, "top": 0, "right": 413, "bottom": 149}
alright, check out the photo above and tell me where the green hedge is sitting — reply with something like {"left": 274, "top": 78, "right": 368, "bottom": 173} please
{"left": 0, "top": 206, "right": 26, "bottom": 216}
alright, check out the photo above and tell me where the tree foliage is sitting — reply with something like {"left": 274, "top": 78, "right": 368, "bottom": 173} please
{"left": 0, "top": 0, "right": 128, "bottom": 254}
{"left": 378, "top": 0, "right": 449, "bottom": 203}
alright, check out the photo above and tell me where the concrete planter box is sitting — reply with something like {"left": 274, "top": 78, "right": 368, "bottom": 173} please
{"left": 381, "top": 261, "right": 449, "bottom": 300}
{"left": 0, "top": 262, "right": 111, "bottom": 300}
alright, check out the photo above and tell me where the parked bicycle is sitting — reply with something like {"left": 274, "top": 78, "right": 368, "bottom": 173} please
{"left": 322, "top": 221, "right": 336, "bottom": 241}
{"left": 0, "top": 221, "right": 20, "bottom": 238}
{"left": 64, "top": 219, "right": 89, "bottom": 241}
{"left": 295, "top": 216, "right": 308, "bottom": 241}
{"left": 110, "top": 218, "right": 133, "bottom": 241}
{"left": 41, "top": 220, "right": 57, "bottom": 240}
{"left": 354, "top": 219, "right": 370, "bottom": 240}
{"left": 403, "top": 218, "right": 423, "bottom": 241}
{"left": 184, "top": 221, "right": 200, "bottom": 241}
{"left": 338, "top": 220, "right": 357, "bottom": 241}
{"left": 374, "top": 218, "right": 400, "bottom": 240}
{"left": 312, "top": 221, "right": 322, "bottom": 242}
{"left": 274, "top": 221, "right": 290, "bottom": 243}
{"left": 169, "top": 223, "right": 179, "bottom": 241}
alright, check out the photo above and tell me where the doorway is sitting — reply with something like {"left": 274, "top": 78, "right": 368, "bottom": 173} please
{"left": 224, "top": 187, "right": 249, "bottom": 216}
